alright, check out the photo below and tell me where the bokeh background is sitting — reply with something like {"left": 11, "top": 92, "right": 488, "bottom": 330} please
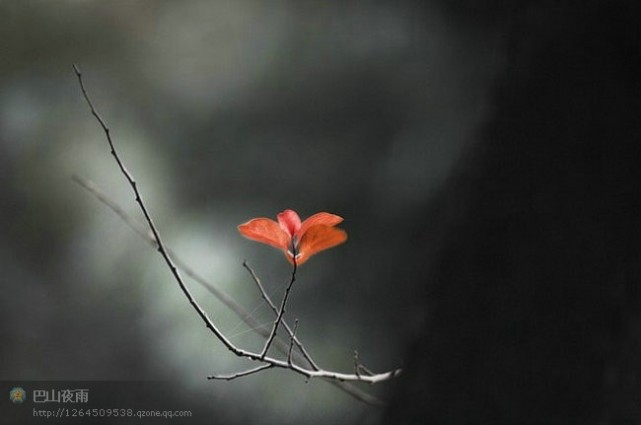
{"left": 0, "top": 1, "right": 502, "bottom": 423}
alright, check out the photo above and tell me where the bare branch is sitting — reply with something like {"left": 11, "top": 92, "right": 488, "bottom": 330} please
{"left": 73, "top": 174, "right": 271, "bottom": 341}
{"left": 354, "top": 350, "right": 375, "bottom": 378}
{"left": 287, "top": 319, "right": 299, "bottom": 366}
{"left": 208, "top": 364, "right": 273, "bottom": 381}
{"left": 243, "top": 260, "right": 319, "bottom": 370}
{"left": 260, "top": 256, "right": 297, "bottom": 359}
{"left": 73, "top": 64, "right": 400, "bottom": 408}
{"left": 74, "top": 64, "right": 253, "bottom": 359}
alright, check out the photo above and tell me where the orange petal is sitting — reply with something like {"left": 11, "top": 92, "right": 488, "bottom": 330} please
{"left": 277, "top": 209, "right": 302, "bottom": 237}
{"left": 238, "top": 218, "right": 290, "bottom": 250}
{"left": 295, "top": 224, "right": 347, "bottom": 265}
{"left": 297, "top": 212, "right": 344, "bottom": 239}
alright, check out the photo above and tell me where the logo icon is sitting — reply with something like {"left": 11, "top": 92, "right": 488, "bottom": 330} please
{"left": 9, "top": 387, "right": 27, "bottom": 404}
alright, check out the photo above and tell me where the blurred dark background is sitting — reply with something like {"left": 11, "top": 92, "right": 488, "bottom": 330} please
{"left": 386, "top": 0, "right": 641, "bottom": 424}
{"left": 2, "top": 0, "right": 639, "bottom": 424}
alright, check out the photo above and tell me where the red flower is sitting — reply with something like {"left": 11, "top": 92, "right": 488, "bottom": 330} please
{"left": 238, "top": 209, "right": 347, "bottom": 265}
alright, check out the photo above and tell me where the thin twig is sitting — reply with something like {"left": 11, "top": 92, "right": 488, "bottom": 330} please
{"left": 353, "top": 350, "right": 375, "bottom": 377}
{"left": 359, "top": 364, "right": 376, "bottom": 377}
{"left": 225, "top": 362, "right": 401, "bottom": 384}
{"left": 260, "top": 256, "right": 297, "bottom": 359}
{"left": 208, "top": 364, "right": 273, "bottom": 381}
{"left": 243, "top": 260, "right": 319, "bottom": 370}
{"left": 287, "top": 319, "right": 299, "bottom": 366}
